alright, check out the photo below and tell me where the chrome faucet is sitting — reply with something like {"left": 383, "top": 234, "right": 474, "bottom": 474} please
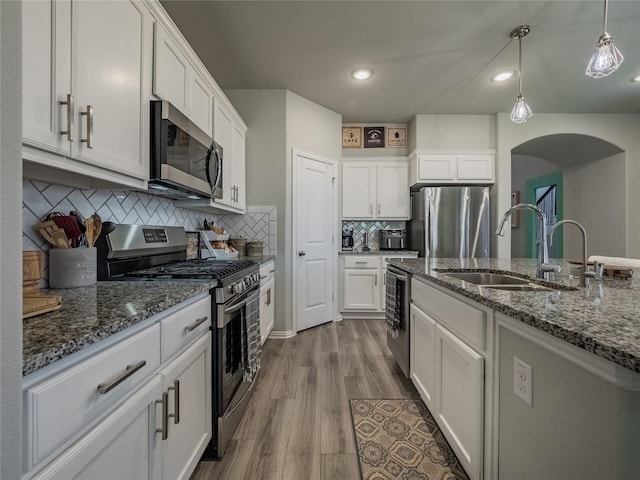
{"left": 548, "top": 219, "right": 602, "bottom": 287}
{"left": 496, "top": 203, "right": 559, "bottom": 280}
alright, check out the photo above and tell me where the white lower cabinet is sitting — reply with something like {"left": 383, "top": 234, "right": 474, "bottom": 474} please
{"left": 341, "top": 253, "right": 417, "bottom": 314}
{"left": 410, "top": 278, "right": 489, "bottom": 480}
{"left": 160, "top": 332, "right": 211, "bottom": 480}
{"left": 436, "top": 324, "right": 483, "bottom": 480}
{"left": 24, "top": 294, "right": 212, "bottom": 480}
{"left": 410, "top": 304, "right": 437, "bottom": 410}
{"left": 259, "top": 261, "right": 275, "bottom": 345}
{"left": 30, "top": 375, "right": 163, "bottom": 480}
{"left": 343, "top": 269, "right": 381, "bottom": 310}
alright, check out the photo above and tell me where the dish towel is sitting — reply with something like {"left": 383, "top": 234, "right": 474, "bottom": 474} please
{"left": 242, "top": 291, "right": 262, "bottom": 382}
{"left": 385, "top": 272, "right": 402, "bottom": 339}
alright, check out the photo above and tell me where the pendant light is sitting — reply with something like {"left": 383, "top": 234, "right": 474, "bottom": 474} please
{"left": 585, "top": 0, "right": 623, "bottom": 78}
{"left": 510, "top": 25, "right": 533, "bottom": 124}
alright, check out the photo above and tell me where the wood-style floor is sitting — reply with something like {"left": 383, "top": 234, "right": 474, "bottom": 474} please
{"left": 191, "top": 319, "right": 418, "bottom": 480}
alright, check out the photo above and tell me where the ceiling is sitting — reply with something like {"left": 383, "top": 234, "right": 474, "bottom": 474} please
{"left": 160, "top": 1, "right": 640, "bottom": 124}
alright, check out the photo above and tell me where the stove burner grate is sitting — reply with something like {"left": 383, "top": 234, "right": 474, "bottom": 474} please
{"left": 125, "top": 259, "right": 256, "bottom": 280}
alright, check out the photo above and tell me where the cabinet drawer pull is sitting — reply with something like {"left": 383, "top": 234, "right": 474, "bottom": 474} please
{"left": 97, "top": 360, "right": 147, "bottom": 394}
{"left": 377, "top": 204, "right": 381, "bottom": 215}
{"left": 184, "top": 316, "right": 208, "bottom": 332}
{"left": 355, "top": 261, "right": 368, "bottom": 265}
{"left": 80, "top": 105, "right": 94, "bottom": 149}
{"left": 155, "top": 392, "right": 169, "bottom": 440}
{"left": 59, "top": 94, "right": 74, "bottom": 142}
{"left": 266, "top": 288, "right": 271, "bottom": 306}
{"left": 168, "top": 380, "right": 180, "bottom": 425}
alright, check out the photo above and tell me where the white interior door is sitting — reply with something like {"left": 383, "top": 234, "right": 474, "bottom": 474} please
{"left": 294, "top": 151, "right": 335, "bottom": 332}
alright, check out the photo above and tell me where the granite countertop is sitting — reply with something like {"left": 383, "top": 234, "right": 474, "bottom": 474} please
{"left": 388, "top": 257, "right": 640, "bottom": 374}
{"left": 339, "top": 249, "right": 419, "bottom": 255}
{"left": 23, "top": 280, "right": 216, "bottom": 376}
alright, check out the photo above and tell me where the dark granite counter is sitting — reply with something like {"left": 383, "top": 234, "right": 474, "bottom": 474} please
{"left": 388, "top": 257, "right": 640, "bottom": 374}
{"left": 339, "top": 250, "right": 419, "bottom": 256}
{"left": 23, "top": 280, "right": 216, "bottom": 376}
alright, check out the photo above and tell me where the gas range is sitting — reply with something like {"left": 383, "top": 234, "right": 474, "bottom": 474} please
{"left": 96, "top": 224, "right": 259, "bottom": 303}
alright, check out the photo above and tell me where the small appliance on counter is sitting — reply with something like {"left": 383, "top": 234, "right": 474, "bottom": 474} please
{"left": 362, "top": 232, "right": 371, "bottom": 252}
{"left": 379, "top": 229, "right": 407, "bottom": 250}
{"left": 342, "top": 229, "right": 354, "bottom": 251}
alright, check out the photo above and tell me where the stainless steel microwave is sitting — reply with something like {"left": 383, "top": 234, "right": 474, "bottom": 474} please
{"left": 149, "top": 100, "right": 222, "bottom": 200}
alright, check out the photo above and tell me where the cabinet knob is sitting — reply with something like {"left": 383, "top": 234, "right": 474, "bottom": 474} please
{"left": 298, "top": 250, "right": 306, "bottom": 256}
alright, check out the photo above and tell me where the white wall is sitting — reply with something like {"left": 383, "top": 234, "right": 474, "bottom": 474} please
{"left": 510, "top": 154, "right": 558, "bottom": 258}
{"left": 414, "top": 114, "right": 496, "bottom": 149}
{"left": 226, "top": 89, "right": 288, "bottom": 333}
{"left": 496, "top": 113, "right": 640, "bottom": 258}
{"left": 285, "top": 91, "right": 342, "bottom": 333}
{"left": 1, "top": 1, "right": 23, "bottom": 477}
{"left": 226, "top": 89, "right": 342, "bottom": 335}
{"left": 563, "top": 152, "right": 626, "bottom": 258}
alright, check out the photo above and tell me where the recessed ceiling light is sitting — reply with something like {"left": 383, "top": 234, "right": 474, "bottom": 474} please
{"left": 631, "top": 75, "right": 640, "bottom": 83}
{"left": 351, "top": 68, "right": 372, "bottom": 80}
{"left": 491, "top": 70, "right": 516, "bottom": 82}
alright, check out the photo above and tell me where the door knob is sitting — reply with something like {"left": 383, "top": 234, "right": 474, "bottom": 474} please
{"left": 298, "top": 250, "right": 306, "bottom": 256}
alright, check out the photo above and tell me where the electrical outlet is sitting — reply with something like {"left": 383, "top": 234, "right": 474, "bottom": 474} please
{"left": 513, "top": 356, "right": 533, "bottom": 407}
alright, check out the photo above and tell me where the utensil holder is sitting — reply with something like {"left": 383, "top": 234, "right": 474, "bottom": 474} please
{"left": 49, "top": 248, "right": 97, "bottom": 288}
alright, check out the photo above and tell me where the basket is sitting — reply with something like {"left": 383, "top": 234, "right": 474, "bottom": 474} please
{"left": 201, "top": 230, "right": 229, "bottom": 241}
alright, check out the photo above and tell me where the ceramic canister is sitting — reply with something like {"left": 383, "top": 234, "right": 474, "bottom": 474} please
{"left": 48, "top": 247, "right": 97, "bottom": 288}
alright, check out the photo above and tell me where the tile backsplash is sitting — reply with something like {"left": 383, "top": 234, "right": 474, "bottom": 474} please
{"left": 23, "top": 179, "right": 277, "bottom": 284}
{"left": 342, "top": 220, "right": 407, "bottom": 251}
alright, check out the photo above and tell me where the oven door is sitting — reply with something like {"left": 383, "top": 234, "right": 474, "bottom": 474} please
{"left": 211, "top": 286, "right": 260, "bottom": 457}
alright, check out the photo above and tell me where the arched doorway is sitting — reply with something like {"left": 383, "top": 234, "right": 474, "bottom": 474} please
{"left": 510, "top": 133, "right": 624, "bottom": 260}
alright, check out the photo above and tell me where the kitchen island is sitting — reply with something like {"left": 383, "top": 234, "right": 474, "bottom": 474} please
{"left": 389, "top": 257, "right": 640, "bottom": 480}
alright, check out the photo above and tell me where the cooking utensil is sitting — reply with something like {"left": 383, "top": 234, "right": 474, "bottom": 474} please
{"left": 69, "top": 210, "right": 87, "bottom": 233}
{"left": 91, "top": 212, "right": 102, "bottom": 246}
{"left": 37, "top": 221, "right": 71, "bottom": 248}
{"left": 96, "top": 222, "right": 116, "bottom": 239}
{"left": 51, "top": 215, "right": 82, "bottom": 248}
{"left": 84, "top": 217, "right": 95, "bottom": 247}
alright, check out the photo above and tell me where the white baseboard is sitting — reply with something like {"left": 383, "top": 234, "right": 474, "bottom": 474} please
{"left": 268, "top": 329, "right": 296, "bottom": 340}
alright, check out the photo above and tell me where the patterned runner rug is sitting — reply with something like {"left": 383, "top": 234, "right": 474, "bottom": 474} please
{"left": 349, "top": 399, "right": 469, "bottom": 480}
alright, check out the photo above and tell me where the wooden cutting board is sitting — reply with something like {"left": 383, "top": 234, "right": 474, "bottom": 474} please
{"left": 23, "top": 294, "right": 62, "bottom": 319}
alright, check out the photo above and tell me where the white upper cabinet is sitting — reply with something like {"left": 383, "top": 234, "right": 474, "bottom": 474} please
{"left": 153, "top": 23, "right": 214, "bottom": 138}
{"left": 153, "top": 23, "right": 189, "bottom": 113}
{"left": 22, "top": 0, "right": 152, "bottom": 187}
{"left": 342, "top": 159, "right": 410, "bottom": 220}
{"left": 342, "top": 163, "right": 375, "bottom": 218}
{"left": 410, "top": 150, "right": 495, "bottom": 185}
{"left": 212, "top": 96, "right": 247, "bottom": 213}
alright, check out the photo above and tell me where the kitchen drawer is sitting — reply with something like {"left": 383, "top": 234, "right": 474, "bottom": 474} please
{"left": 160, "top": 295, "right": 211, "bottom": 363}
{"left": 411, "top": 278, "right": 486, "bottom": 351}
{"left": 260, "top": 260, "right": 275, "bottom": 281}
{"left": 25, "top": 323, "right": 160, "bottom": 468}
{"left": 343, "top": 256, "right": 380, "bottom": 269}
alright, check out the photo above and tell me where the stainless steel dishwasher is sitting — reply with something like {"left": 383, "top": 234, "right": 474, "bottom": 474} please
{"left": 385, "top": 265, "right": 411, "bottom": 377}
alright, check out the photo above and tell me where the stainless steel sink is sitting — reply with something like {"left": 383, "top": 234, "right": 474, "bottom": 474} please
{"left": 442, "top": 272, "right": 530, "bottom": 285}
{"left": 480, "top": 284, "right": 553, "bottom": 292}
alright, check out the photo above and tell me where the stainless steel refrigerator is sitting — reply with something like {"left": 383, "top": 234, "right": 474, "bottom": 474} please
{"left": 409, "top": 186, "right": 491, "bottom": 258}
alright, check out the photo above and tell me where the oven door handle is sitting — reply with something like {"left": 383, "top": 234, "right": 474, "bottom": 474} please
{"left": 224, "top": 300, "right": 246, "bottom": 315}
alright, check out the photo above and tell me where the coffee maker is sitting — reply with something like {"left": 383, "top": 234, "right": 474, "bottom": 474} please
{"left": 342, "top": 229, "right": 354, "bottom": 251}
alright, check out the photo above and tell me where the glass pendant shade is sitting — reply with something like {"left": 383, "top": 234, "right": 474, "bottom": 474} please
{"left": 510, "top": 94, "right": 533, "bottom": 123}
{"left": 585, "top": 33, "right": 624, "bottom": 78}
